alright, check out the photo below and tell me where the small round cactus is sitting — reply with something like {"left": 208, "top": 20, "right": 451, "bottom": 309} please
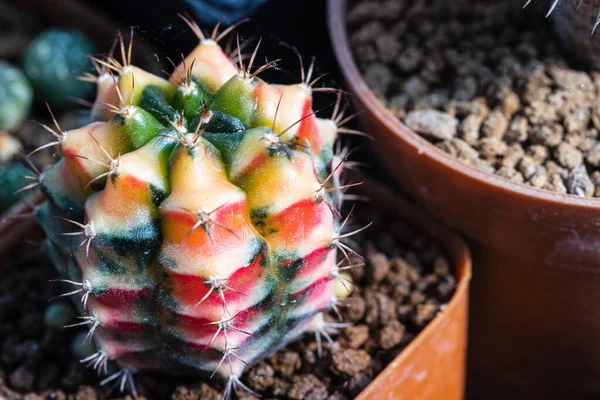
{"left": 30, "top": 19, "right": 362, "bottom": 397}
{"left": 23, "top": 29, "right": 96, "bottom": 108}
{"left": 0, "top": 61, "right": 32, "bottom": 132}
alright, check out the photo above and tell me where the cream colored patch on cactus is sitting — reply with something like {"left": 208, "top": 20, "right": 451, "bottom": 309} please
{"left": 119, "top": 66, "right": 175, "bottom": 105}
{"left": 92, "top": 73, "right": 120, "bottom": 122}
{"left": 170, "top": 41, "right": 238, "bottom": 93}
{"left": 118, "top": 146, "right": 169, "bottom": 195}
{"left": 253, "top": 82, "right": 311, "bottom": 141}
{"left": 61, "top": 122, "right": 118, "bottom": 183}
{"left": 315, "top": 118, "right": 337, "bottom": 152}
{"left": 168, "top": 141, "right": 227, "bottom": 192}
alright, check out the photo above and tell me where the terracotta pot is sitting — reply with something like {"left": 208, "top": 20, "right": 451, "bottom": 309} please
{"left": 328, "top": 0, "right": 600, "bottom": 398}
{"left": 0, "top": 178, "right": 471, "bottom": 399}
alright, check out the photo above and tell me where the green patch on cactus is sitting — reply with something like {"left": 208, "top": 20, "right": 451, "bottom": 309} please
{"left": 202, "top": 131, "right": 245, "bottom": 168}
{"left": 203, "top": 111, "right": 247, "bottom": 133}
{"left": 139, "top": 85, "right": 179, "bottom": 126}
{"left": 172, "top": 78, "right": 208, "bottom": 121}
{"left": 112, "top": 106, "right": 165, "bottom": 149}
{"left": 209, "top": 76, "right": 256, "bottom": 126}
{"left": 98, "top": 222, "right": 161, "bottom": 266}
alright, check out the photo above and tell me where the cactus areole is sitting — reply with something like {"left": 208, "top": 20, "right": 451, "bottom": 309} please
{"left": 33, "top": 18, "right": 361, "bottom": 396}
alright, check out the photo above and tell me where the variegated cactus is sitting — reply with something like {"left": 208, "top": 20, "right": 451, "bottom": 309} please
{"left": 28, "top": 17, "right": 363, "bottom": 397}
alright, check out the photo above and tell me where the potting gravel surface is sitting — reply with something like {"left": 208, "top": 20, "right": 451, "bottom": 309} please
{"left": 348, "top": 0, "right": 600, "bottom": 197}
{"left": 0, "top": 207, "right": 456, "bottom": 399}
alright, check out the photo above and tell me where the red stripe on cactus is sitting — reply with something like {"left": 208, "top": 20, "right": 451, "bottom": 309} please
{"left": 295, "top": 98, "right": 322, "bottom": 154}
{"left": 236, "top": 152, "right": 268, "bottom": 179}
{"left": 290, "top": 276, "right": 334, "bottom": 317}
{"left": 164, "top": 250, "right": 267, "bottom": 317}
{"left": 262, "top": 198, "right": 332, "bottom": 247}
{"left": 98, "top": 320, "right": 147, "bottom": 334}
{"left": 169, "top": 303, "right": 261, "bottom": 350}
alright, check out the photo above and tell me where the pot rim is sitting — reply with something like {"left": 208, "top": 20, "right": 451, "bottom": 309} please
{"left": 327, "top": 0, "right": 600, "bottom": 210}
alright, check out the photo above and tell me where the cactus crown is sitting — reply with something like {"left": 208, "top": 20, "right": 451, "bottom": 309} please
{"left": 30, "top": 17, "right": 363, "bottom": 397}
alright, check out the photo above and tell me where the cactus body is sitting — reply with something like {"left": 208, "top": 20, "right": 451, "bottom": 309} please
{"left": 23, "top": 29, "right": 96, "bottom": 108}
{"left": 0, "top": 61, "right": 32, "bottom": 132}
{"left": 34, "top": 22, "right": 352, "bottom": 390}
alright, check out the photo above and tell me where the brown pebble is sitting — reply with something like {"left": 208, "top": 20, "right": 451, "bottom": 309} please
{"left": 459, "top": 114, "right": 482, "bottom": 145}
{"left": 564, "top": 108, "right": 591, "bottom": 133}
{"left": 272, "top": 351, "right": 302, "bottom": 377}
{"left": 434, "top": 257, "right": 450, "bottom": 276}
{"left": 529, "top": 167, "right": 548, "bottom": 189}
{"left": 481, "top": 111, "right": 508, "bottom": 138}
{"left": 555, "top": 142, "right": 583, "bottom": 169}
{"left": 470, "top": 158, "right": 495, "bottom": 174}
{"left": 392, "top": 280, "right": 411, "bottom": 300}
{"left": 586, "top": 144, "right": 600, "bottom": 167}
{"left": 378, "top": 320, "right": 405, "bottom": 350}
{"left": 363, "top": 64, "right": 392, "bottom": 97}
{"left": 592, "top": 171, "right": 600, "bottom": 197}
{"left": 331, "top": 348, "right": 371, "bottom": 377}
{"left": 525, "top": 100, "right": 558, "bottom": 125}
{"left": 367, "top": 246, "right": 390, "bottom": 284}
{"left": 9, "top": 367, "right": 33, "bottom": 392}
{"left": 505, "top": 116, "right": 528, "bottom": 144}
{"left": 436, "top": 138, "right": 479, "bottom": 163}
{"left": 272, "top": 378, "right": 291, "bottom": 397}
{"left": 402, "top": 76, "right": 429, "bottom": 99}
{"left": 478, "top": 137, "right": 508, "bottom": 159}
{"left": 405, "top": 109, "right": 458, "bottom": 140}
{"left": 528, "top": 124, "right": 563, "bottom": 147}
{"left": 527, "top": 145, "right": 549, "bottom": 163}
{"left": 410, "top": 291, "right": 426, "bottom": 306}
{"left": 502, "top": 91, "right": 521, "bottom": 117}
{"left": 544, "top": 173, "right": 568, "bottom": 194}
{"left": 246, "top": 363, "right": 274, "bottom": 392}
{"left": 501, "top": 144, "right": 525, "bottom": 169}
{"left": 344, "top": 325, "right": 370, "bottom": 349}
{"left": 567, "top": 165, "right": 594, "bottom": 197}
{"left": 171, "top": 383, "right": 219, "bottom": 400}
{"left": 396, "top": 47, "right": 423, "bottom": 72}
{"left": 74, "top": 386, "right": 98, "bottom": 400}
{"left": 518, "top": 156, "right": 540, "bottom": 180}
{"left": 288, "top": 375, "right": 328, "bottom": 400}
{"left": 437, "top": 276, "right": 457, "bottom": 302}
{"left": 545, "top": 160, "right": 569, "bottom": 179}
{"left": 344, "top": 296, "right": 366, "bottom": 322}
{"left": 413, "top": 300, "right": 440, "bottom": 328}
{"left": 374, "top": 34, "right": 400, "bottom": 63}
{"left": 496, "top": 166, "right": 524, "bottom": 183}
{"left": 393, "top": 257, "right": 421, "bottom": 283}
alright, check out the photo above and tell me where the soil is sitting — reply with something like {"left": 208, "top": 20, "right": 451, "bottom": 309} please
{"left": 348, "top": 0, "right": 600, "bottom": 198}
{"left": 0, "top": 206, "right": 456, "bottom": 399}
